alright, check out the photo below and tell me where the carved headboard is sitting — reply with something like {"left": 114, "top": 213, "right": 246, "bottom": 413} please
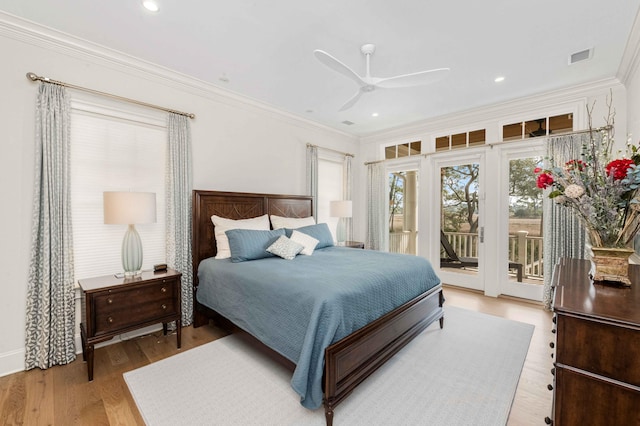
{"left": 192, "top": 190, "right": 314, "bottom": 287}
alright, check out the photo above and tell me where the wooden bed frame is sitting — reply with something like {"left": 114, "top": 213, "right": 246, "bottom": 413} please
{"left": 191, "top": 190, "right": 444, "bottom": 425}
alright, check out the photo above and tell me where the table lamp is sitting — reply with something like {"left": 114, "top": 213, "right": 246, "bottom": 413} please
{"left": 330, "top": 200, "right": 352, "bottom": 245}
{"left": 104, "top": 191, "right": 156, "bottom": 277}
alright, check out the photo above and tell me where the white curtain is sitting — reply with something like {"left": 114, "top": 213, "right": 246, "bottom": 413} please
{"left": 366, "top": 162, "right": 389, "bottom": 251}
{"left": 542, "top": 133, "right": 589, "bottom": 309}
{"left": 25, "top": 82, "right": 76, "bottom": 370}
{"left": 166, "top": 113, "right": 194, "bottom": 325}
{"left": 343, "top": 155, "right": 353, "bottom": 241}
{"left": 306, "top": 145, "right": 318, "bottom": 220}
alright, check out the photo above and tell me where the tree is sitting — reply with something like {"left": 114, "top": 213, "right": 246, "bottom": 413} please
{"left": 389, "top": 173, "right": 404, "bottom": 231}
{"left": 509, "top": 158, "right": 543, "bottom": 217}
{"left": 441, "top": 164, "right": 478, "bottom": 232}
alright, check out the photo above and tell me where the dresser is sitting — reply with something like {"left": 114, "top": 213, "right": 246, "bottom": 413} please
{"left": 79, "top": 269, "right": 182, "bottom": 381}
{"left": 547, "top": 258, "right": 640, "bottom": 425}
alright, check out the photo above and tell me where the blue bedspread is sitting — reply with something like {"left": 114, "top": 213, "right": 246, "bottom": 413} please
{"left": 197, "top": 246, "right": 441, "bottom": 409}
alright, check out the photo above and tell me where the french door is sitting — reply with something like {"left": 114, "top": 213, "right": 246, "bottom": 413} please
{"left": 433, "top": 152, "right": 485, "bottom": 291}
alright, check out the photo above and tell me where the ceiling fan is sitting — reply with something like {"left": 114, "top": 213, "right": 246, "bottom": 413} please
{"left": 313, "top": 43, "right": 449, "bottom": 111}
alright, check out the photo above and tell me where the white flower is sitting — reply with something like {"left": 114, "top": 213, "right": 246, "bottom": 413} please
{"left": 554, "top": 195, "right": 567, "bottom": 204}
{"left": 564, "top": 184, "right": 585, "bottom": 199}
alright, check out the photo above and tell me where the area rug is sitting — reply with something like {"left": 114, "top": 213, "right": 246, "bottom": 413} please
{"left": 124, "top": 306, "right": 533, "bottom": 425}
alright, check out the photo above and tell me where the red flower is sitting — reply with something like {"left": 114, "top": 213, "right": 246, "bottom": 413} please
{"left": 565, "top": 159, "right": 586, "bottom": 171}
{"left": 605, "top": 159, "right": 634, "bottom": 180}
{"left": 536, "top": 172, "right": 554, "bottom": 189}
{"left": 534, "top": 167, "right": 542, "bottom": 174}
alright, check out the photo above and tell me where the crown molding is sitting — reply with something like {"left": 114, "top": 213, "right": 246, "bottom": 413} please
{"left": 618, "top": 10, "right": 640, "bottom": 85}
{"left": 0, "top": 11, "right": 357, "bottom": 141}
{"left": 361, "top": 77, "right": 623, "bottom": 144}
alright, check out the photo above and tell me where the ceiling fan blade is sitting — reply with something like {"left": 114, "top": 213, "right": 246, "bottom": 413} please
{"left": 314, "top": 50, "right": 367, "bottom": 87}
{"left": 339, "top": 90, "right": 364, "bottom": 111}
{"left": 376, "top": 68, "right": 450, "bottom": 89}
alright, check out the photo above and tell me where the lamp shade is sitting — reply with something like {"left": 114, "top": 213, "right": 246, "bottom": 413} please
{"left": 330, "top": 200, "right": 352, "bottom": 218}
{"left": 104, "top": 192, "right": 156, "bottom": 225}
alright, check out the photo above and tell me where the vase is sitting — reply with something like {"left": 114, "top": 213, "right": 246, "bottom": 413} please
{"left": 590, "top": 247, "right": 634, "bottom": 287}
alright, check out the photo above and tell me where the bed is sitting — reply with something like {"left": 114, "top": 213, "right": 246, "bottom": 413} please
{"left": 192, "top": 190, "right": 444, "bottom": 425}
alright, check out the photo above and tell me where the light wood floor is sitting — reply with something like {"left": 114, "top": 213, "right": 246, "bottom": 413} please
{"left": 0, "top": 286, "right": 553, "bottom": 425}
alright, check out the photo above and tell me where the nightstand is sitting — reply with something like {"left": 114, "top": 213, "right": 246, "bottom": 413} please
{"left": 78, "top": 269, "right": 182, "bottom": 381}
{"left": 340, "top": 241, "right": 365, "bottom": 249}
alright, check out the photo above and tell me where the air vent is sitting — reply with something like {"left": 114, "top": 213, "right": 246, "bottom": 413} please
{"left": 569, "top": 48, "right": 593, "bottom": 65}
{"left": 341, "top": 120, "right": 354, "bottom": 126}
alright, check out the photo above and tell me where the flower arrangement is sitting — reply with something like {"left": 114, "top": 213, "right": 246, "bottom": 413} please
{"left": 534, "top": 103, "right": 640, "bottom": 248}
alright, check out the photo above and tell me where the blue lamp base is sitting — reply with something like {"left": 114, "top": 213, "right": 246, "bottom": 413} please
{"left": 122, "top": 224, "right": 143, "bottom": 277}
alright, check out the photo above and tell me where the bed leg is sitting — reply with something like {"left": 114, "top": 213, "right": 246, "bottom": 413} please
{"left": 324, "top": 405, "right": 334, "bottom": 426}
{"left": 439, "top": 316, "right": 444, "bottom": 329}
{"left": 193, "top": 307, "right": 209, "bottom": 328}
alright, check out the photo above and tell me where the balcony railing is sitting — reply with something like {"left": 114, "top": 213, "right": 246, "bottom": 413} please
{"left": 440, "top": 231, "right": 544, "bottom": 280}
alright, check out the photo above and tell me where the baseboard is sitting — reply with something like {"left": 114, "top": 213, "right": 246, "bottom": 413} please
{"left": 1, "top": 325, "right": 164, "bottom": 379}
{"left": 0, "top": 347, "right": 26, "bottom": 378}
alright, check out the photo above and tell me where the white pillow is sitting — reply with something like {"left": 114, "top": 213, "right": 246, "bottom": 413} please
{"left": 266, "top": 236, "right": 304, "bottom": 260}
{"left": 290, "top": 230, "right": 320, "bottom": 256}
{"left": 211, "top": 214, "right": 270, "bottom": 259}
{"left": 270, "top": 214, "right": 316, "bottom": 230}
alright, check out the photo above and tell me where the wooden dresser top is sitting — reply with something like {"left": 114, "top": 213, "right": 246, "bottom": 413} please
{"left": 553, "top": 258, "right": 640, "bottom": 327}
{"left": 78, "top": 269, "right": 181, "bottom": 293}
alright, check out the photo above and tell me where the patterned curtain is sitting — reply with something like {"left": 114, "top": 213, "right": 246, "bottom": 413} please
{"left": 25, "top": 82, "right": 76, "bottom": 370}
{"left": 306, "top": 145, "right": 318, "bottom": 220}
{"left": 166, "top": 113, "right": 194, "bottom": 325}
{"left": 366, "top": 162, "right": 389, "bottom": 251}
{"left": 343, "top": 155, "right": 353, "bottom": 241}
{"left": 542, "top": 133, "right": 590, "bottom": 309}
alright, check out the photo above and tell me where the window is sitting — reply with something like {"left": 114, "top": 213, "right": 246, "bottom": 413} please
{"left": 435, "top": 130, "right": 486, "bottom": 151}
{"left": 385, "top": 141, "right": 422, "bottom": 159}
{"left": 503, "top": 113, "right": 573, "bottom": 141}
{"left": 318, "top": 156, "right": 344, "bottom": 240}
{"left": 70, "top": 101, "right": 167, "bottom": 280}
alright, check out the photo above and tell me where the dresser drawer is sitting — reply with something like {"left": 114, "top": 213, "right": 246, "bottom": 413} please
{"left": 555, "top": 366, "right": 640, "bottom": 425}
{"left": 93, "top": 279, "right": 179, "bottom": 335}
{"left": 557, "top": 314, "right": 640, "bottom": 386}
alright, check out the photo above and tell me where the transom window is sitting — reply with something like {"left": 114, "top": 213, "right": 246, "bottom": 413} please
{"left": 503, "top": 113, "right": 573, "bottom": 141}
{"left": 385, "top": 141, "right": 422, "bottom": 159}
{"left": 435, "top": 129, "right": 486, "bottom": 151}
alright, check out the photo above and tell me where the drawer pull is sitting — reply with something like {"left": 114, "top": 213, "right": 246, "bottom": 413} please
{"left": 161, "top": 287, "right": 167, "bottom": 293}
{"left": 550, "top": 367, "right": 555, "bottom": 375}
{"left": 545, "top": 416, "right": 553, "bottom": 425}
{"left": 547, "top": 384, "right": 553, "bottom": 391}
{"left": 107, "top": 298, "right": 113, "bottom": 304}
{"left": 549, "top": 342, "right": 555, "bottom": 349}
{"left": 552, "top": 316, "right": 557, "bottom": 324}
{"left": 162, "top": 304, "right": 167, "bottom": 310}
{"left": 107, "top": 317, "right": 114, "bottom": 323}
{"left": 551, "top": 329, "right": 556, "bottom": 334}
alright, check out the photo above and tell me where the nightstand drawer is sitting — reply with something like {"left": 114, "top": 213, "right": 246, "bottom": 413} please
{"left": 93, "top": 279, "right": 179, "bottom": 334}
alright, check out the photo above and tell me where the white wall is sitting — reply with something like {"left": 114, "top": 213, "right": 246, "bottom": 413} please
{"left": 0, "top": 14, "right": 358, "bottom": 377}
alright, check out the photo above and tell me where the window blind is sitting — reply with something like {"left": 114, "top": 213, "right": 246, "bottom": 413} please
{"left": 70, "top": 103, "right": 167, "bottom": 280}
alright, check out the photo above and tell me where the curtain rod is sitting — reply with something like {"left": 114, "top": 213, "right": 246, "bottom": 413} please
{"left": 26, "top": 72, "right": 195, "bottom": 119}
{"left": 307, "top": 143, "right": 354, "bottom": 158}
{"left": 363, "top": 125, "right": 614, "bottom": 166}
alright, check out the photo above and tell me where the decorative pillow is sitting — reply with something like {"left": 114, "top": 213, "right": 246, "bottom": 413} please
{"left": 270, "top": 215, "right": 316, "bottom": 230}
{"left": 290, "top": 230, "right": 319, "bottom": 255}
{"left": 211, "top": 214, "right": 270, "bottom": 259}
{"left": 266, "top": 236, "right": 304, "bottom": 260}
{"left": 287, "top": 223, "right": 334, "bottom": 249}
{"left": 226, "top": 228, "right": 285, "bottom": 263}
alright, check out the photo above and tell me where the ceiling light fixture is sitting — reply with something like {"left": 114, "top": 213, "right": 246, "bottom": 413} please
{"left": 494, "top": 76, "right": 505, "bottom": 83}
{"left": 142, "top": 1, "right": 159, "bottom": 12}
{"left": 372, "top": 112, "right": 379, "bottom": 117}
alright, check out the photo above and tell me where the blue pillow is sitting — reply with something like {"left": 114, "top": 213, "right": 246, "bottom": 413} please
{"left": 286, "top": 223, "right": 334, "bottom": 249}
{"left": 225, "top": 228, "right": 286, "bottom": 263}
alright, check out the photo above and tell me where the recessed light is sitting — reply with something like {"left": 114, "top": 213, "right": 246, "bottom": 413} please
{"left": 372, "top": 112, "right": 379, "bottom": 117}
{"left": 494, "top": 76, "right": 505, "bottom": 83}
{"left": 142, "top": 1, "right": 159, "bottom": 12}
